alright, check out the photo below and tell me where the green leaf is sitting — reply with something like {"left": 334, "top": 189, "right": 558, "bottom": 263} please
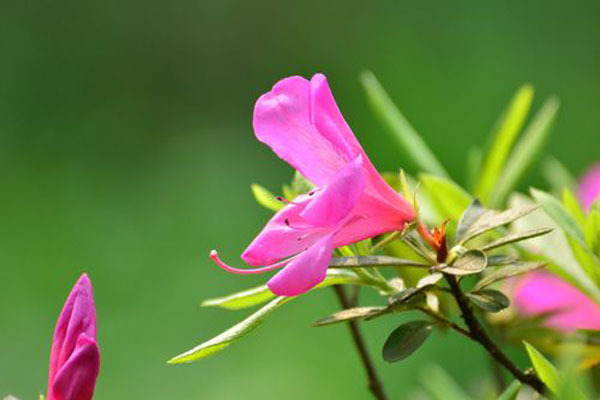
{"left": 382, "top": 320, "right": 433, "bottom": 363}
{"left": 441, "top": 249, "right": 487, "bottom": 276}
{"left": 584, "top": 209, "right": 600, "bottom": 256}
{"left": 202, "top": 285, "right": 274, "bottom": 310}
{"left": 360, "top": 71, "right": 448, "bottom": 177}
{"left": 419, "top": 174, "right": 472, "bottom": 221}
{"left": 456, "top": 200, "right": 486, "bottom": 243}
{"left": 330, "top": 255, "right": 428, "bottom": 268}
{"left": 168, "top": 297, "right": 290, "bottom": 364}
{"left": 473, "top": 262, "right": 545, "bottom": 291}
{"left": 250, "top": 184, "right": 283, "bottom": 212}
{"left": 481, "top": 228, "right": 553, "bottom": 251}
{"left": 290, "top": 171, "right": 314, "bottom": 195}
{"left": 524, "top": 341, "right": 560, "bottom": 393}
{"left": 421, "top": 365, "right": 474, "bottom": 400}
{"left": 562, "top": 189, "right": 586, "bottom": 229}
{"left": 497, "top": 381, "right": 521, "bottom": 400}
{"left": 313, "top": 306, "right": 386, "bottom": 327}
{"left": 530, "top": 188, "right": 586, "bottom": 247}
{"left": 487, "top": 254, "right": 519, "bottom": 266}
{"left": 476, "top": 84, "right": 534, "bottom": 204}
{"left": 202, "top": 269, "right": 365, "bottom": 310}
{"left": 492, "top": 97, "right": 560, "bottom": 207}
{"left": 466, "top": 146, "right": 483, "bottom": 192}
{"left": 460, "top": 203, "right": 539, "bottom": 244}
{"left": 466, "top": 289, "right": 510, "bottom": 312}
{"left": 543, "top": 156, "right": 576, "bottom": 193}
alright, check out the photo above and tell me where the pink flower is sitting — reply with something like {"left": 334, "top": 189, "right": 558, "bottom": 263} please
{"left": 579, "top": 163, "right": 600, "bottom": 211}
{"left": 512, "top": 271, "right": 600, "bottom": 331}
{"left": 47, "top": 274, "right": 100, "bottom": 400}
{"left": 211, "top": 74, "right": 415, "bottom": 296}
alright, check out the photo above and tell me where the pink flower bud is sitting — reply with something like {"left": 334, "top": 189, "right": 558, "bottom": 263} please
{"left": 47, "top": 274, "right": 100, "bottom": 400}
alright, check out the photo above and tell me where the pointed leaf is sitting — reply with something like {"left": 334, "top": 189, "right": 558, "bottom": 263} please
{"left": 487, "top": 254, "right": 519, "bottom": 266}
{"left": 250, "top": 184, "right": 283, "bottom": 212}
{"left": 481, "top": 228, "right": 553, "bottom": 251}
{"left": 492, "top": 97, "right": 560, "bottom": 207}
{"left": 382, "top": 320, "right": 433, "bottom": 363}
{"left": 530, "top": 189, "right": 586, "bottom": 247}
{"left": 461, "top": 203, "right": 539, "bottom": 244}
{"left": 313, "top": 306, "right": 386, "bottom": 327}
{"left": 420, "top": 174, "right": 472, "bottom": 221}
{"left": 360, "top": 71, "right": 448, "bottom": 177}
{"left": 442, "top": 249, "right": 487, "bottom": 276}
{"left": 202, "top": 269, "right": 364, "bottom": 310}
{"left": 498, "top": 380, "right": 521, "bottom": 400}
{"left": 473, "top": 262, "right": 545, "bottom": 291}
{"left": 168, "top": 297, "right": 290, "bottom": 364}
{"left": 466, "top": 289, "right": 510, "bottom": 312}
{"left": 456, "top": 200, "right": 486, "bottom": 242}
{"left": 476, "top": 84, "right": 534, "bottom": 204}
{"left": 417, "top": 273, "right": 443, "bottom": 288}
{"left": 543, "top": 157, "right": 576, "bottom": 193}
{"left": 524, "top": 341, "right": 560, "bottom": 392}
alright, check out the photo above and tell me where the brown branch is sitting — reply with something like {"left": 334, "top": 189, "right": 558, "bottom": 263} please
{"left": 333, "top": 286, "right": 388, "bottom": 400}
{"left": 445, "top": 275, "right": 547, "bottom": 395}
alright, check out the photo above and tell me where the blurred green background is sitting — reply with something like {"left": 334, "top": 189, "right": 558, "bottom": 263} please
{"left": 1, "top": 0, "right": 600, "bottom": 398}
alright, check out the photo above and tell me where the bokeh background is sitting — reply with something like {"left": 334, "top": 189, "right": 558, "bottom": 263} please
{"left": 2, "top": 1, "right": 600, "bottom": 398}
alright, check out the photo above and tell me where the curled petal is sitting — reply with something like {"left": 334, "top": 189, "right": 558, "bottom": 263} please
{"left": 513, "top": 271, "right": 600, "bottom": 331}
{"left": 50, "top": 335, "right": 100, "bottom": 400}
{"left": 267, "top": 234, "right": 335, "bottom": 296}
{"left": 300, "top": 156, "right": 366, "bottom": 227}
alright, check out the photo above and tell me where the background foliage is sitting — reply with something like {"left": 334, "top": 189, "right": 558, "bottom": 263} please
{"left": 1, "top": 1, "right": 600, "bottom": 398}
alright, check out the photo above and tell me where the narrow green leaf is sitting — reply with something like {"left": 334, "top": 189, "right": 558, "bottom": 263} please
{"left": 329, "top": 255, "right": 429, "bottom": 268}
{"left": 524, "top": 341, "right": 560, "bottom": 392}
{"left": 473, "top": 262, "right": 545, "bottom": 291}
{"left": 487, "top": 254, "right": 519, "bottom": 266}
{"left": 202, "top": 269, "right": 365, "bottom": 310}
{"left": 456, "top": 200, "right": 486, "bottom": 243}
{"left": 290, "top": 171, "right": 314, "bottom": 195}
{"left": 422, "top": 365, "right": 474, "bottom": 400}
{"left": 584, "top": 209, "right": 600, "bottom": 256}
{"left": 530, "top": 189, "right": 587, "bottom": 247}
{"left": 492, "top": 97, "right": 559, "bottom": 207}
{"left": 360, "top": 71, "right": 448, "bottom": 177}
{"left": 562, "top": 189, "right": 586, "bottom": 229}
{"left": 382, "top": 320, "right": 433, "bottom": 362}
{"left": 250, "top": 184, "right": 283, "bottom": 212}
{"left": 417, "top": 273, "right": 443, "bottom": 288}
{"left": 168, "top": 297, "right": 290, "bottom": 364}
{"left": 461, "top": 203, "right": 539, "bottom": 244}
{"left": 497, "top": 380, "right": 521, "bottom": 400}
{"left": 202, "top": 285, "right": 274, "bottom": 310}
{"left": 543, "top": 157, "right": 576, "bottom": 193}
{"left": 441, "top": 249, "right": 487, "bottom": 276}
{"left": 419, "top": 174, "right": 472, "bottom": 221}
{"left": 313, "top": 306, "right": 386, "bottom": 327}
{"left": 481, "top": 227, "right": 553, "bottom": 251}
{"left": 466, "top": 289, "right": 510, "bottom": 312}
{"left": 476, "top": 84, "right": 534, "bottom": 204}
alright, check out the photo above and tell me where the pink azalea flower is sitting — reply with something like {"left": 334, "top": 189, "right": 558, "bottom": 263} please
{"left": 47, "top": 274, "right": 100, "bottom": 400}
{"left": 512, "top": 271, "right": 600, "bottom": 331}
{"left": 211, "top": 74, "right": 415, "bottom": 296}
{"left": 579, "top": 163, "right": 600, "bottom": 211}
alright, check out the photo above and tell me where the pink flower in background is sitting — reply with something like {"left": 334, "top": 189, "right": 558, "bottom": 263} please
{"left": 47, "top": 274, "right": 100, "bottom": 400}
{"left": 211, "top": 74, "right": 415, "bottom": 296}
{"left": 579, "top": 163, "right": 600, "bottom": 211}
{"left": 512, "top": 271, "right": 600, "bottom": 331}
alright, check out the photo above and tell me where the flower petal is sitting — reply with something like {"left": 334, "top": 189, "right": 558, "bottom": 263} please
{"left": 267, "top": 234, "right": 334, "bottom": 296}
{"left": 579, "top": 163, "right": 600, "bottom": 211}
{"left": 48, "top": 274, "right": 97, "bottom": 389}
{"left": 50, "top": 334, "right": 100, "bottom": 400}
{"left": 513, "top": 271, "right": 600, "bottom": 331}
{"left": 241, "top": 194, "right": 326, "bottom": 266}
{"left": 253, "top": 75, "right": 355, "bottom": 187}
{"left": 300, "top": 156, "right": 365, "bottom": 227}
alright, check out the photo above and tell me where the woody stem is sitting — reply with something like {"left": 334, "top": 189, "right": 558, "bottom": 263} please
{"left": 333, "top": 286, "right": 388, "bottom": 400}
